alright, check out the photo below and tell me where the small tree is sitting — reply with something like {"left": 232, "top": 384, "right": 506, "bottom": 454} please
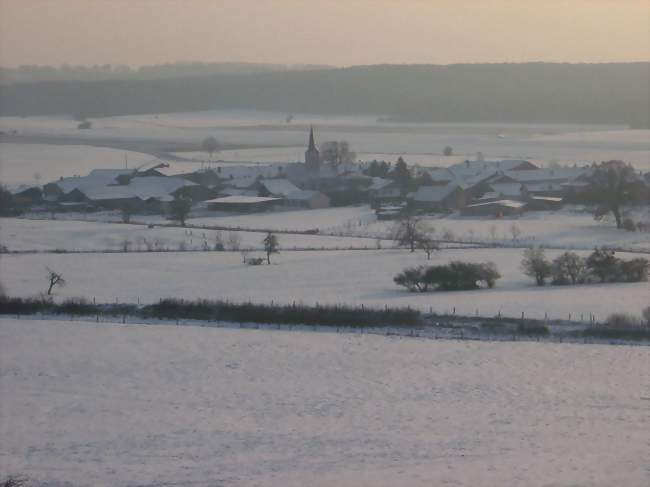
{"left": 551, "top": 252, "right": 588, "bottom": 285}
{"left": 201, "top": 136, "right": 221, "bottom": 159}
{"left": 418, "top": 234, "right": 439, "bottom": 260}
{"left": 586, "top": 248, "right": 619, "bottom": 283}
{"left": 263, "top": 232, "right": 279, "bottom": 264}
{"left": 443, "top": 145, "right": 453, "bottom": 156}
{"left": 510, "top": 223, "right": 522, "bottom": 242}
{"left": 319, "top": 140, "right": 356, "bottom": 167}
{"left": 642, "top": 306, "right": 650, "bottom": 326}
{"left": 226, "top": 232, "right": 241, "bottom": 251}
{"left": 588, "top": 160, "right": 643, "bottom": 229}
{"left": 393, "top": 214, "right": 425, "bottom": 252}
{"left": 521, "top": 247, "right": 551, "bottom": 286}
{"left": 46, "top": 267, "right": 66, "bottom": 295}
{"left": 120, "top": 205, "right": 132, "bottom": 224}
{"left": 170, "top": 196, "right": 191, "bottom": 226}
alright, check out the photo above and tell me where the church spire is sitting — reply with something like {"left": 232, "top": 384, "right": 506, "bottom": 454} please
{"left": 308, "top": 125, "right": 316, "bottom": 151}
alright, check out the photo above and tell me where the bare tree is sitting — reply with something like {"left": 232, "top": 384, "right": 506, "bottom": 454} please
{"left": 226, "top": 232, "right": 241, "bottom": 250}
{"left": 488, "top": 224, "right": 498, "bottom": 242}
{"left": 393, "top": 214, "right": 426, "bottom": 252}
{"left": 418, "top": 235, "right": 439, "bottom": 260}
{"left": 319, "top": 140, "right": 356, "bottom": 167}
{"left": 589, "top": 160, "right": 644, "bottom": 229}
{"left": 2, "top": 475, "right": 29, "bottom": 487}
{"left": 510, "top": 223, "right": 521, "bottom": 242}
{"left": 201, "top": 136, "right": 221, "bottom": 159}
{"left": 170, "top": 196, "right": 192, "bottom": 226}
{"left": 263, "top": 232, "right": 279, "bottom": 264}
{"left": 46, "top": 267, "right": 66, "bottom": 295}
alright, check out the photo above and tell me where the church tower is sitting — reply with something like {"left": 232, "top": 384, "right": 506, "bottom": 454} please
{"left": 305, "top": 126, "right": 321, "bottom": 172}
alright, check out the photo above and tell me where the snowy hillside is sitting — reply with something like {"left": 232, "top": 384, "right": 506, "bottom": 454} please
{"left": 1, "top": 318, "right": 647, "bottom": 487}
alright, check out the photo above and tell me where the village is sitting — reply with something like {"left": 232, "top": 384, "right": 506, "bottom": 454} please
{"left": 5, "top": 128, "right": 650, "bottom": 228}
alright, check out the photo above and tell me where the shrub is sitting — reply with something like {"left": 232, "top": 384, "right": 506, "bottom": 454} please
{"left": 395, "top": 261, "right": 500, "bottom": 292}
{"left": 586, "top": 248, "right": 619, "bottom": 282}
{"left": 619, "top": 258, "right": 649, "bottom": 282}
{"left": 586, "top": 249, "right": 648, "bottom": 283}
{"left": 394, "top": 266, "right": 429, "bottom": 292}
{"left": 622, "top": 218, "right": 636, "bottom": 231}
{"left": 521, "top": 248, "right": 551, "bottom": 286}
{"left": 586, "top": 312, "right": 650, "bottom": 339}
{"left": 551, "top": 252, "right": 588, "bottom": 285}
{"left": 517, "top": 322, "right": 550, "bottom": 336}
{"left": 643, "top": 306, "right": 650, "bottom": 326}
{"left": 56, "top": 297, "right": 97, "bottom": 315}
{"left": 247, "top": 257, "right": 265, "bottom": 266}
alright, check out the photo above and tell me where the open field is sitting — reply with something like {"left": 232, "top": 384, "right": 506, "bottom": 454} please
{"left": 1, "top": 318, "right": 648, "bottom": 487}
{"left": 2, "top": 248, "right": 648, "bottom": 320}
{"left": 2, "top": 112, "right": 649, "bottom": 180}
{"left": 0, "top": 143, "right": 154, "bottom": 186}
{"left": 0, "top": 218, "right": 385, "bottom": 252}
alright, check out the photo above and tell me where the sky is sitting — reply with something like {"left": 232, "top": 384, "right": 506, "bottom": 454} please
{"left": 0, "top": 0, "right": 648, "bottom": 67}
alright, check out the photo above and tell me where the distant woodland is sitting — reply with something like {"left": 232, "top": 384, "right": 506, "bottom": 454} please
{"left": 0, "top": 63, "right": 648, "bottom": 127}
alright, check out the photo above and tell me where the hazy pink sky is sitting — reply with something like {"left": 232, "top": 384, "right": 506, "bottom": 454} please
{"left": 1, "top": 0, "right": 648, "bottom": 67}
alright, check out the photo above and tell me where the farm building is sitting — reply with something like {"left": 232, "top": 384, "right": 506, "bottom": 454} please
{"left": 205, "top": 195, "right": 281, "bottom": 213}
{"left": 461, "top": 199, "right": 526, "bottom": 217}
{"left": 409, "top": 183, "right": 466, "bottom": 212}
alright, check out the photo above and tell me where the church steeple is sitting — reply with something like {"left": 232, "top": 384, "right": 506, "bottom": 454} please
{"left": 305, "top": 126, "right": 321, "bottom": 172}
{"left": 308, "top": 126, "right": 316, "bottom": 151}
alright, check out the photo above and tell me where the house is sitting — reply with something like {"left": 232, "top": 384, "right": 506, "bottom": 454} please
{"left": 461, "top": 199, "right": 527, "bottom": 217}
{"left": 258, "top": 179, "right": 301, "bottom": 197}
{"left": 257, "top": 178, "right": 330, "bottom": 209}
{"left": 204, "top": 195, "right": 281, "bottom": 213}
{"left": 284, "top": 190, "right": 330, "bottom": 209}
{"left": 408, "top": 183, "right": 466, "bottom": 212}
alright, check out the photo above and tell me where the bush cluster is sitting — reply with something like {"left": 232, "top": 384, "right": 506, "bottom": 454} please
{"left": 394, "top": 261, "right": 500, "bottom": 292}
{"left": 522, "top": 248, "right": 649, "bottom": 286}
{"left": 0, "top": 296, "right": 420, "bottom": 328}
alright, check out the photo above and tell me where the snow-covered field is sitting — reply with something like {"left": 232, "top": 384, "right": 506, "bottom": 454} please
{"left": 0, "top": 143, "right": 154, "bottom": 186}
{"left": 0, "top": 218, "right": 383, "bottom": 252}
{"left": 1, "top": 318, "right": 647, "bottom": 487}
{"left": 2, "top": 111, "right": 648, "bottom": 174}
{"left": 3, "top": 248, "right": 648, "bottom": 320}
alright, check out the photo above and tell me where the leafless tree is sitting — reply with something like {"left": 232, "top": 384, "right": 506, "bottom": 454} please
{"left": 226, "top": 232, "right": 241, "bottom": 251}
{"left": 393, "top": 214, "right": 426, "bottom": 252}
{"left": 510, "top": 223, "right": 522, "bottom": 242}
{"left": 201, "top": 136, "right": 221, "bottom": 159}
{"left": 418, "top": 235, "right": 439, "bottom": 260}
{"left": 2, "top": 475, "right": 29, "bottom": 487}
{"left": 263, "top": 232, "right": 279, "bottom": 264}
{"left": 46, "top": 267, "right": 66, "bottom": 295}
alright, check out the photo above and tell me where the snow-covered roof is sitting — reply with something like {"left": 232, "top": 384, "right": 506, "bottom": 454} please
{"left": 504, "top": 167, "right": 591, "bottom": 183}
{"left": 205, "top": 196, "right": 281, "bottom": 204}
{"left": 465, "top": 199, "right": 527, "bottom": 209}
{"left": 51, "top": 169, "right": 132, "bottom": 194}
{"left": 489, "top": 182, "right": 524, "bottom": 198}
{"left": 260, "top": 179, "right": 301, "bottom": 196}
{"left": 82, "top": 176, "right": 196, "bottom": 202}
{"left": 368, "top": 177, "right": 394, "bottom": 191}
{"left": 411, "top": 183, "right": 460, "bottom": 203}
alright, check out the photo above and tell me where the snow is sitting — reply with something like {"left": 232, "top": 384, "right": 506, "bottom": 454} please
{"left": 2, "top": 112, "right": 649, "bottom": 172}
{"left": 2, "top": 248, "right": 648, "bottom": 320}
{"left": 1, "top": 318, "right": 647, "bottom": 487}
{"left": 0, "top": 143, "right": 154, "bottom": 186}
{"left": 204, "top": 195, "right": 282, "bottom": 204}
{"left": 0, "top": 218, "right": 385, "bottom": 252}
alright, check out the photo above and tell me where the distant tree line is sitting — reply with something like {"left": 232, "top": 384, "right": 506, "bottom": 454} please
{"left": 1, "top": 63, "right": 647, "bottom": 127}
